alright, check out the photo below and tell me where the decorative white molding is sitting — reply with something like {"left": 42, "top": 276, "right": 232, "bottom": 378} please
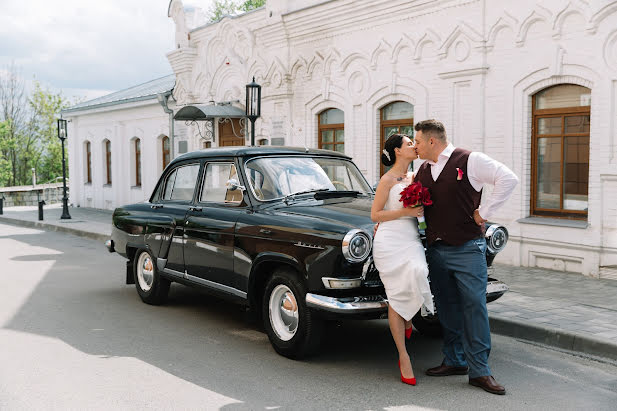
{"left": 438, "top": 67, "right": 489, "bottom": 79}
{"left": 604, "top": 30, "right": 617, "bottom": 72}
{"left": 414, "top": 29, "right": 441, "bottom": 62}
{"left": 552, "top": 2, "right": 590, "bottom": 39}
{"left": 590, "top": 1, "right": 617, "bottom": 34}
{"left": 486, "top": 12, "right": 518, "bottom": 52}
{"left": 549, "top": 46, "right": 567, "bottom": 77}
{"left": 370, "top": 39, "right": 392, "bottom": 70}
{"left": 166, "top": 48, "right": 198, "bottom": 74}
{"left": 438, "top": 21, "right": 484, "bottom": 59}
{"left": 516, "top": 6, "right": 552, "bottom": 47}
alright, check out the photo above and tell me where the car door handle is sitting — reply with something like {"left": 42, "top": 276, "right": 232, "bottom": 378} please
{"left": 189, "top": 206, "right": 203, "bottom": 212}
{"left": 150, "top": 204, "right": 163, "bottom": 209}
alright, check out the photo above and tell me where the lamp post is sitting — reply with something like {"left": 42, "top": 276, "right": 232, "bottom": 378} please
{"left": 245, "top": 77, "right": 261, "bottom": 146}
{"left": 57, "top": 119, "right": 71, "bottom": 219}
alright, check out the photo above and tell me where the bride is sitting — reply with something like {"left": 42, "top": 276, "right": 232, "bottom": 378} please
{"left": 371, "top": 133, "right": 434, "bottom": 386}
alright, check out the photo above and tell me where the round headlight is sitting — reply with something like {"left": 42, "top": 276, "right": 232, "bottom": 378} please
{"left": 342, "top": 229, "right": 372, "bottom": 263}
{"left": 485, "top": 224, "right": 508, "bottom": 254}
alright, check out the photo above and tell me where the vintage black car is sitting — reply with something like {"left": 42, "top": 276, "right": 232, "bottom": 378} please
{"left": 107, "top": 147, "right": 509, "bottom": 359}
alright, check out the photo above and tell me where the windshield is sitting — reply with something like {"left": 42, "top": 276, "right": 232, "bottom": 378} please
{"left": 244, "top": 156, "right": 373, "bottom": 201}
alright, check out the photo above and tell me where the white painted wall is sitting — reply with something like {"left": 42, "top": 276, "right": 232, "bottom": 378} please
{"left": 68, "top": 0, "right": 617, "bottom": 278}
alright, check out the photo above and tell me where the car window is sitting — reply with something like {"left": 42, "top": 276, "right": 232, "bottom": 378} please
{"left": 200, "top": 163, "right": 242, "bottom": 204}
{"left": 162, "top": 164, "right": 200, "bottom": 201}
{"left": 244, "top": 156, "right": 372, "bottom": 201}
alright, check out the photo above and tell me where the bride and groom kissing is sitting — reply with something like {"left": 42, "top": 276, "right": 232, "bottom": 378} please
{"left": 371, "top": 119, "right": 518, "bottom": 394}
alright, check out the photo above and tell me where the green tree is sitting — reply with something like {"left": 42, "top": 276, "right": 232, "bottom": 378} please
{"left": 0, "top": 65, "right": 70, "bottom": 188}
{"left": 28, "top": 82, "right": 70, "bottom": 184}
{"left": 237, "top": 0, "right": 266, "bottom": 13}
{"left": 208, "top": 0, "right": 265, "bottom": 23}
{"left": 0, "top": 121, "right": 13, "bottom": 186}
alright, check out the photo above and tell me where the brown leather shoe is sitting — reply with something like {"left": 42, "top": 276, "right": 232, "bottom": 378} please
{"left": 469, "top": 376, "right": 506, "bottom": 395}
{"left": 425, "top": 362, "right": 469, "bottom": 376}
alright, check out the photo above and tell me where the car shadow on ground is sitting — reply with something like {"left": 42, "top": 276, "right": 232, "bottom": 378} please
{"left": 4, "top": 229, "right": 520, "bottom": 410}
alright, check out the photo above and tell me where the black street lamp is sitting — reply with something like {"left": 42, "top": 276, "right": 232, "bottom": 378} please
{"left": 57, "top": 118, "right": 71, "bottom": 219}
{"left": 245, "top": 77, "right": 261, "bottom": 146}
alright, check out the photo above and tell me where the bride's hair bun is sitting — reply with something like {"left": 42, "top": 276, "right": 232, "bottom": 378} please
{"left": 381, "top": 134, "right": 406, "bottom": 167}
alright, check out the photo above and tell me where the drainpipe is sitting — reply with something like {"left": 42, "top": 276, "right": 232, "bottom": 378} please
{"left": 157, "top": 91, "right": 175, "bottom": 159}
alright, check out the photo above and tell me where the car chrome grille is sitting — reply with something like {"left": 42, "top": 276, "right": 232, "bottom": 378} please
{"left": 362, "top": 257, "right": 383, "bottom": 288}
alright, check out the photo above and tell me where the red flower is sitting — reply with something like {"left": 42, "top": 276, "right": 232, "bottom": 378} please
{"left": 399, "top": 181, "right": 432, "bottom": 208}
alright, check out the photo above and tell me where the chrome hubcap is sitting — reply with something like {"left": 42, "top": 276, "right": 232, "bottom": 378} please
{"left": 269, "top": 284, "right": 299, "bottom": 341}
{"left": 137, "top": 252, "right": 154, "bottom": 292}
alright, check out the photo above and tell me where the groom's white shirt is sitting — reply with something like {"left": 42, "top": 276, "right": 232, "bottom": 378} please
{"left": 425, "top": 143, "right": 518, "bottom": 220}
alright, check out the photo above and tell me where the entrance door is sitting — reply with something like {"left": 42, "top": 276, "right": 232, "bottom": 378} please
{"left": 218, "top": 118, "right": 245, "bottom": 147}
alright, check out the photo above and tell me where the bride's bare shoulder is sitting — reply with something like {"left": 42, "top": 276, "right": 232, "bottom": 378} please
{"left": 378, "top": 174, "right": 397, "bottom": 189}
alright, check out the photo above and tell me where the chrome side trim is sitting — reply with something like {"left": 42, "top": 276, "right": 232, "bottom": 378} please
{"left": 161, "top": 267, "right": 184, "bottom": 279}
{"left": 306, "top": 293, "right": 388, "bottom": 314}
{"left": 185, "top": 273, "right": 248, "bottom": 299}
{"left": 156, "top": 258, "right": 167, "bottom": 271}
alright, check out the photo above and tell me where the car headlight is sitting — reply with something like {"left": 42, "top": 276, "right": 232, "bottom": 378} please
{"left": 342, "top": 229, "right": 372, "bottom": 263}
{"left": 485, "top": 224, "right": 508, "bottom": 254}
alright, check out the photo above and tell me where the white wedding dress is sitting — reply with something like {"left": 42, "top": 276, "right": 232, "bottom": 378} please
{"left": 373, "top": 180, "right": 435, "bottom": 321}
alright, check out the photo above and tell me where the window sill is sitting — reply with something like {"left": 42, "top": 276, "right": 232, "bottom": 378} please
{"left": 131, "top": 185, "right": 142, "bottom": 190}
{"left": 103, "top": 184, "right": 112, "bottom": 188}
{"left": 84, "top": 182, "right": 92, "bottom": 186}
{"left": 517, "top": 216, "right": 588, "bottom": 229}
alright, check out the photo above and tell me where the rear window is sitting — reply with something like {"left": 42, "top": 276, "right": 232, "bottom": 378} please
{"left": 161, "top": 163, "right": 200, "bottom": 201}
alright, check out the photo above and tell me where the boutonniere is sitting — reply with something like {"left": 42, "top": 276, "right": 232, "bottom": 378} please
{"left": 456, "top": 168, "right": 464, "bottom": 181}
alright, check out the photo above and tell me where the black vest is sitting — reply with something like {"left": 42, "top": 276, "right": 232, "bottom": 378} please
{"left": 415, "top": 148, "right": 483, "bottom": 246}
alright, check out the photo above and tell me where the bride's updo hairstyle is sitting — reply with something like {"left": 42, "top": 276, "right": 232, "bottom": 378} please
{"left": 381, "top": 133, "right": 407, "bottom": 167}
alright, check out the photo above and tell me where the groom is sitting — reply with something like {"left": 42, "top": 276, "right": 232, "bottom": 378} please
{"left": 413, "top": 119, "right": 518, "bottom": 395}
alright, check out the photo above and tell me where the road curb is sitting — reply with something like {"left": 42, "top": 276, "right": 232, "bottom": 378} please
{"left": 489, "top": 314, "right": 617, "bottom": 361}
{"left": 0, "top": 215, "right": 109, "bottom": 242}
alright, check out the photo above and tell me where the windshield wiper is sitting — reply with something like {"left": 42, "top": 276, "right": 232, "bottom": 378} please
{"left": 314, "top": 190, "right": 367, "bottom": 199}
{"left": 283, "top": 188, "right": 330, "bottom": 204}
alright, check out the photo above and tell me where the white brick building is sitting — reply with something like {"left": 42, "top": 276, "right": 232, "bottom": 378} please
{"left": 64, "top": 0, "right": 617, "bottom": 278}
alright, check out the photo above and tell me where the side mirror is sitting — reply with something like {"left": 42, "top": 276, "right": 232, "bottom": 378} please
{"left": 226, "top": 178, "right": 246, "bottom": 192}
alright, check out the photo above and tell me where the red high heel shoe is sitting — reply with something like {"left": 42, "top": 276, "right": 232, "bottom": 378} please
{"left": 405, "top": 326, "right": 413, "bottom": 340}
{"left": 398, "top": 360, "right": 417, "bottom": 386}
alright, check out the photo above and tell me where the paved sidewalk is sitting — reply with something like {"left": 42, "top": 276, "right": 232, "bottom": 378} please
{"left": 2, "top": 204, "right": 617, "bottom": 361}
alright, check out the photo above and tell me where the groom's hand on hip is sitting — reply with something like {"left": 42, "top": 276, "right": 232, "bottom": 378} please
{"left": 473, "top": 209, "right": 487, "bottom": 226}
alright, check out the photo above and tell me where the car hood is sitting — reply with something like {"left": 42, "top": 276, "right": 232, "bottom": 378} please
{"left": 267, "top": 196, "right": 376, "bottom": 233}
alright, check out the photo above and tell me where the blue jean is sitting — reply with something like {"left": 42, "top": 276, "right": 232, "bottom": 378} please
{"left": 426, "top": 238, "right": 491, "bottom": 378}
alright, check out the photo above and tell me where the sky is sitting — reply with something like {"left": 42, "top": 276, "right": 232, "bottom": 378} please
{"left": 0, "top": 0, "right": 213, "bottom": 103}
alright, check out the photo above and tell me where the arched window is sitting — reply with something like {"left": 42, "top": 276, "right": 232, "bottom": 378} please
{"left": 104, "top": 139, "right": 112, "bottom": 185}
{"left": 380, "top": 101, "right": 414, "bottom": 175}
{"left": 162, "top": 136, "right": 170, "bottom": 169}
{"left": 85, "top": 141, "right": 92, "bottom": 183}
{"left": 135, "top": 139, "right": 141, "bottom": 187}
{"left": 532, "top": 84, "right": 590, "bottom": 219}
{"left": 318, "top": 108, "right": 344, "bottom": 153}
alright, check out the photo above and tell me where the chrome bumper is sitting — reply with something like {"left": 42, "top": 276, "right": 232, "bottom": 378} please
{"left": 487, "top": 279, "right": 509, "bottom": 295}
{"left": 305, "top": 293, "right": 388, "bottom": 314}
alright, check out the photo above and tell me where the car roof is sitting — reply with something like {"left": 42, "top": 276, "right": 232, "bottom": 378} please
{"left": 171, "top": 146, "right": 351, "bottom": 164}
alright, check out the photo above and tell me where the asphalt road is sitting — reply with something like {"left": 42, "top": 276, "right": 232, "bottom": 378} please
{"left": 1, "top": 222, "right": 616, "bottom": 410}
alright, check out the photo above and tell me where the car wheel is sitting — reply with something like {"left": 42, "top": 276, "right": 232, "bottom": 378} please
{"left": 412, "top": 311, "right": 442, "bottom": 337}
{"left": 133, "top": 249, "right": 170, "bottom": 305}
{"left": 263, "top": 268, "right": 324, "bottom": 359}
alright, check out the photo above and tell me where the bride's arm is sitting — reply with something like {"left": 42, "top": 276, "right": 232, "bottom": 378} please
{"left": 371, "top": 178, "right": 421, "bottom": 222}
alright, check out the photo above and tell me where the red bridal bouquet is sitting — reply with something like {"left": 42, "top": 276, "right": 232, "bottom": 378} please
{"left": 399, "top": 181, "right": 432, "bottom": 229}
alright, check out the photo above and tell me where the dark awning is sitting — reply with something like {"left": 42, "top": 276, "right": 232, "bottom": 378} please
{"left": 174, "top": 104, "right": 247, "bottom": 121}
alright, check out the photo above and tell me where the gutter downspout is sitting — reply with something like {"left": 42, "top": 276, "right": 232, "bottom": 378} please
{"left": 158, "top": 91, "right": 175, "bottom": 159}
